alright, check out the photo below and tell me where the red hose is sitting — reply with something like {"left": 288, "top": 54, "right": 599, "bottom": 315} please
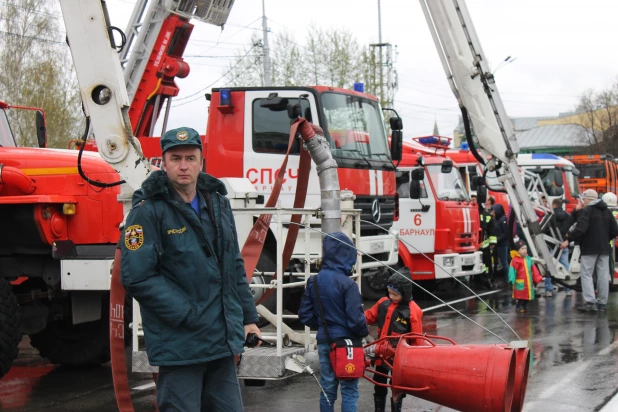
{"left": 109, "top": 247, "right": 135, "bottom": 412}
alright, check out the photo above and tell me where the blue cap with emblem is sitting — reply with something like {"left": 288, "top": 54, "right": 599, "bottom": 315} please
{"left": 160, "top": 127, "right": 202, "bottom": 154}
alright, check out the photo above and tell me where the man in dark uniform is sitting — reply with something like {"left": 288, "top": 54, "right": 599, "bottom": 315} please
{"left": 121, "top": 127, "right": 260, "bottom": 411}
{"left": 479, "top": 196, "right": 497, "bottom": 288}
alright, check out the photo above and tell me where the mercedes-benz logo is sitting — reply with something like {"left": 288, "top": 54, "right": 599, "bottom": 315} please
{"left": 371, "top": 198, "right": 381, "bottom": 223}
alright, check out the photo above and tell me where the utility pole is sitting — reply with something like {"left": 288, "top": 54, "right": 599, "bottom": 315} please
{"left": 378, "top": 0, "right": 383, "bottom": 103}
{"left": 262, "top": 0, "right": 271, "bottom": 86}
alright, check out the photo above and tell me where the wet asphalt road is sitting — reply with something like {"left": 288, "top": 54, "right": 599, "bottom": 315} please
{"left": 2, "top": 289, "right": 618, "bottom": 412}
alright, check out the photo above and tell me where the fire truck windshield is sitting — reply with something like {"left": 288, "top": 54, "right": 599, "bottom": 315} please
{"left": 320, "top": 92, "right": 390, "bottom": 164}
{"left": 427, "top": 164, "right": 469, "bottom": 201}
{"left": 0, "top": 109, "right": 16, "bottom": 147}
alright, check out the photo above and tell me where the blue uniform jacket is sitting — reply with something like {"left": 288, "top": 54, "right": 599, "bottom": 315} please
{"left": 120, "top": 170, "right": 258, "bottom": 366}
{"left": 298, "top": 232, "right": 369, "bottom": 343}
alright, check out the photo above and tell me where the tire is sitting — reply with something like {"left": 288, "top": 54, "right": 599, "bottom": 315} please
{"left": 29, "top": 294, "right": 127, "bottom": 367}
{"left": 362, "top": 267, "right": 390, "bottom": 301}
{"left": 0, "top": 278, "right": 21, "bottom": 379}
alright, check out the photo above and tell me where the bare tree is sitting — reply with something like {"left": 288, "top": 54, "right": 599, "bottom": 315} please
{"left": 271, "top": 30, "right": 307, "bottom": 86}
{"left": 576, "top": 82, "right": 618, "bottom": 154}
{"left": 0, "top": 0, "right": 82, "bottom": 148}
{"left": 223, "top": 26, "right": 367, "bottom": 90}
{"left": 222, "top": 33, "right": 264, "bottom": 87}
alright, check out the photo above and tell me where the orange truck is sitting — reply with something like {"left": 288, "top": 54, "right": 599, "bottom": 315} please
{"left": 565, "top": 154, "right": 618, "bottom": 195}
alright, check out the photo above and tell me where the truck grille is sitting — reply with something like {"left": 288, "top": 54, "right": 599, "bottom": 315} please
{"left": 353, "top": 196, "right": 395, "bottom": 236}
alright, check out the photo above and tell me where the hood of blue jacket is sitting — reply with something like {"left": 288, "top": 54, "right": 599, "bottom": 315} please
{"left": 321, "top": 232, "right": 357, "bottom": 275}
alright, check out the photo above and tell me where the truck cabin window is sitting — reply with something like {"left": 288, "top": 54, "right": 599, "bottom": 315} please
{"left": 252, "top": 98, "right": 309, "bottom": 155}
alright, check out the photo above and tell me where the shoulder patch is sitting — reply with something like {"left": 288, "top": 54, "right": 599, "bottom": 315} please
{"left": 125, "top": 225, "right": 144, "bottom": 251}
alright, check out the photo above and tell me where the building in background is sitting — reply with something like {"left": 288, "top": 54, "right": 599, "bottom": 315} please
{"left": 451, "top": 108, "right": 618, "bottom": 155}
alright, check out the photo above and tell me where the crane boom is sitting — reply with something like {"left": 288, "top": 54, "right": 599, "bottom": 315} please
{"left": 59, "top": 0, "right": 152, "bottom": 192}
{"left": 420, "top": 0, "right": 559, "bottom": 278}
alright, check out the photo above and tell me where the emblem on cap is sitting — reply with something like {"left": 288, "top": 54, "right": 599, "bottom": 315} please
{"left": 177, "top": 130, "right": 189, "bottom": 141}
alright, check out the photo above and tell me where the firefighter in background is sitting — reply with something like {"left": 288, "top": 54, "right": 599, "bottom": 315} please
{"left": 601, "top": 192, "right": 618, "bottom": 282}
{"left": 479, "top": 195, "right": 497, "bottom": 288}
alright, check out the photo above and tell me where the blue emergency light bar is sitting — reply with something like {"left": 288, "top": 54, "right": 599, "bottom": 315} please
{"left": 353, "top": 82, "right": 364, "bottom": 93}
{"left": 417, "top": 136, "right": 451, "bottom": 147}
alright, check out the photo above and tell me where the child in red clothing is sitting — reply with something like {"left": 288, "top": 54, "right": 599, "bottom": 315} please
{"left": 365, "top": 268, "right": 422, "bottom": 412}
{"left": 509, "top": 240, "right": 543, "bottom": 313}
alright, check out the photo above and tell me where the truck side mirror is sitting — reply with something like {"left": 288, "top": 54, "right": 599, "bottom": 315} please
{"left": 389, "top": 116, "right": 403, "bottom": 131}
{"left": 287, "top": 102, "right": 301, "bottom": 119}
{"left": 554, "top": 172, "right": 564, "bottom": 187}
{"left": 441, "top": 160, "right": 453, "bottom": 174}
{"left": 572, "top": 168, "right": 580, "bottom": 176}
{"left": 410, "top": 180, "right": 422, "bottom": 199}
{"left": 471, "top": 175, "right": 483, "bottom": 191}
{"left": 411, "top": 168, "right": 425, "bottom": 181}
{"left": 36, "top": 110, "right": 46, "bottom": 148}
{"left": 260, "top": 93, "right": 289, "bottom": 111}
{"left": 476, "top": 185, "right": 487, "bottom": 204}
{"left": 390, "top": 130, "right": 402, "bottom": 161}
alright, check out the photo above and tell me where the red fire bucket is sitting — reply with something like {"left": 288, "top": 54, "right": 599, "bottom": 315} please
{"left": 388, "top": 335, "right": 516, "bottom": 412}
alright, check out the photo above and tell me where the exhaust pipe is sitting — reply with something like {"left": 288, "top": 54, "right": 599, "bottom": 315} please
{"left": 298, "top": 122, "right": 340, "bottom": 234}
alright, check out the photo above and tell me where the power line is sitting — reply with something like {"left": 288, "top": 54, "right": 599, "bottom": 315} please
{"left": 195, "top": 17, "right": 262, "bottom": 56}
{"left": 173, "top": 57, "right": 261, "bottom": 108}
{"left": 0, "top": 29, "right": 65, "bottom": 45}
{"left": 172, "top": 45, "right": 258, "bottom": 105}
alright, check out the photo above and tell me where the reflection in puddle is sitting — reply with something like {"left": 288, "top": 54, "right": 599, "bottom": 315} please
{"left": 0, "top": 365, "right": 55, "bottom": 410}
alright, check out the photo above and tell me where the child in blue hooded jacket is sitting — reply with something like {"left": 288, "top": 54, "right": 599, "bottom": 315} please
{"left": 299, "top": 232, "right": 369, "bottom": 412}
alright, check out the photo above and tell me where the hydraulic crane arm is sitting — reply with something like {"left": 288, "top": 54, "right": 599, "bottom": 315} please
{"left": 420, "top": 0, "right": 559, "bottom": 278}
{"left": 59, "top": 0, "right": 152, "bottom": 191}
{"left": 60, "top": 0, "right": 234, "bottom": 193}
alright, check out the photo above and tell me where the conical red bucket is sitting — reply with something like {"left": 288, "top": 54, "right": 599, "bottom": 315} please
{"left": 389, "top": 335, "right": 516, "bottom": 412}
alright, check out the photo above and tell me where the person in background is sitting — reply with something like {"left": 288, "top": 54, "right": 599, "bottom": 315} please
{"left": 601, "top": 192, "right": 618, "bottom": 286}
{"left": 492, "top": 203, "right": 510, "bottom": 286}
{"left": 568, "top": 189, "right": 618, "bottom": 313}
{"left": 485, "top": 195, "right": 496, "bottom": 212}
{"left": 479, "top": 197, "right": 497, "bottom": 288}
{"left": 365, "top": 268, "right": 423, "bottom": 412}
{"left": 509, "top": 240, "right": 543, "bottom": 313}
{"left": 299, "top": 232, "right": 368, "bottom": 412}
{"left": 549, "top": 198, "right": 574, "bottom": 296}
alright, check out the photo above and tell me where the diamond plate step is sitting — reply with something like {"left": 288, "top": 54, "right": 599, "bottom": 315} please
{"left": 132, "top": 346, "right": 308, "bottom": 378}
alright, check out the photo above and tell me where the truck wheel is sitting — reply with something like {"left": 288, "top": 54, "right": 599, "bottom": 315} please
{"left": 29, "top": 295, "right": 120, "bottom": 367}
{"left": 0, "top": 278, "right": 21, "bottom": 379}
{"left": 361, "top": 268, "right": 390, "bottom": 300}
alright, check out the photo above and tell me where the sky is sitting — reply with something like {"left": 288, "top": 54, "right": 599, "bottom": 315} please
{"left": 102, "top": 0, "right": 618, "bottom": 140}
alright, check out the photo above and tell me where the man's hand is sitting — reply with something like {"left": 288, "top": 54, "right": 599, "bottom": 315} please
{"left": 244, "top": 323, "right": 261, "bottom": 346}
{"left": 560, "top": 240, "right": 569, "bottom": 250}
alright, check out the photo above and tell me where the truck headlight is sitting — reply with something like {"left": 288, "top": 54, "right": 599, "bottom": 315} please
{"left": 443, "top": 256, "right": 455, "bottom": 267}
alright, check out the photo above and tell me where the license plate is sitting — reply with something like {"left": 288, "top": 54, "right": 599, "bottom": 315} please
{"left": 370, "top": 242, "right": 385, "bottom": 253}
{"left": 463, "top": 257, "right": 475, "bottom": 266}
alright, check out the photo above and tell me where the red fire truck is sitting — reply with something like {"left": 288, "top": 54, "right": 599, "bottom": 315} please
{"left": 392, "top": 137, "right": 482, "bottom": 283}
